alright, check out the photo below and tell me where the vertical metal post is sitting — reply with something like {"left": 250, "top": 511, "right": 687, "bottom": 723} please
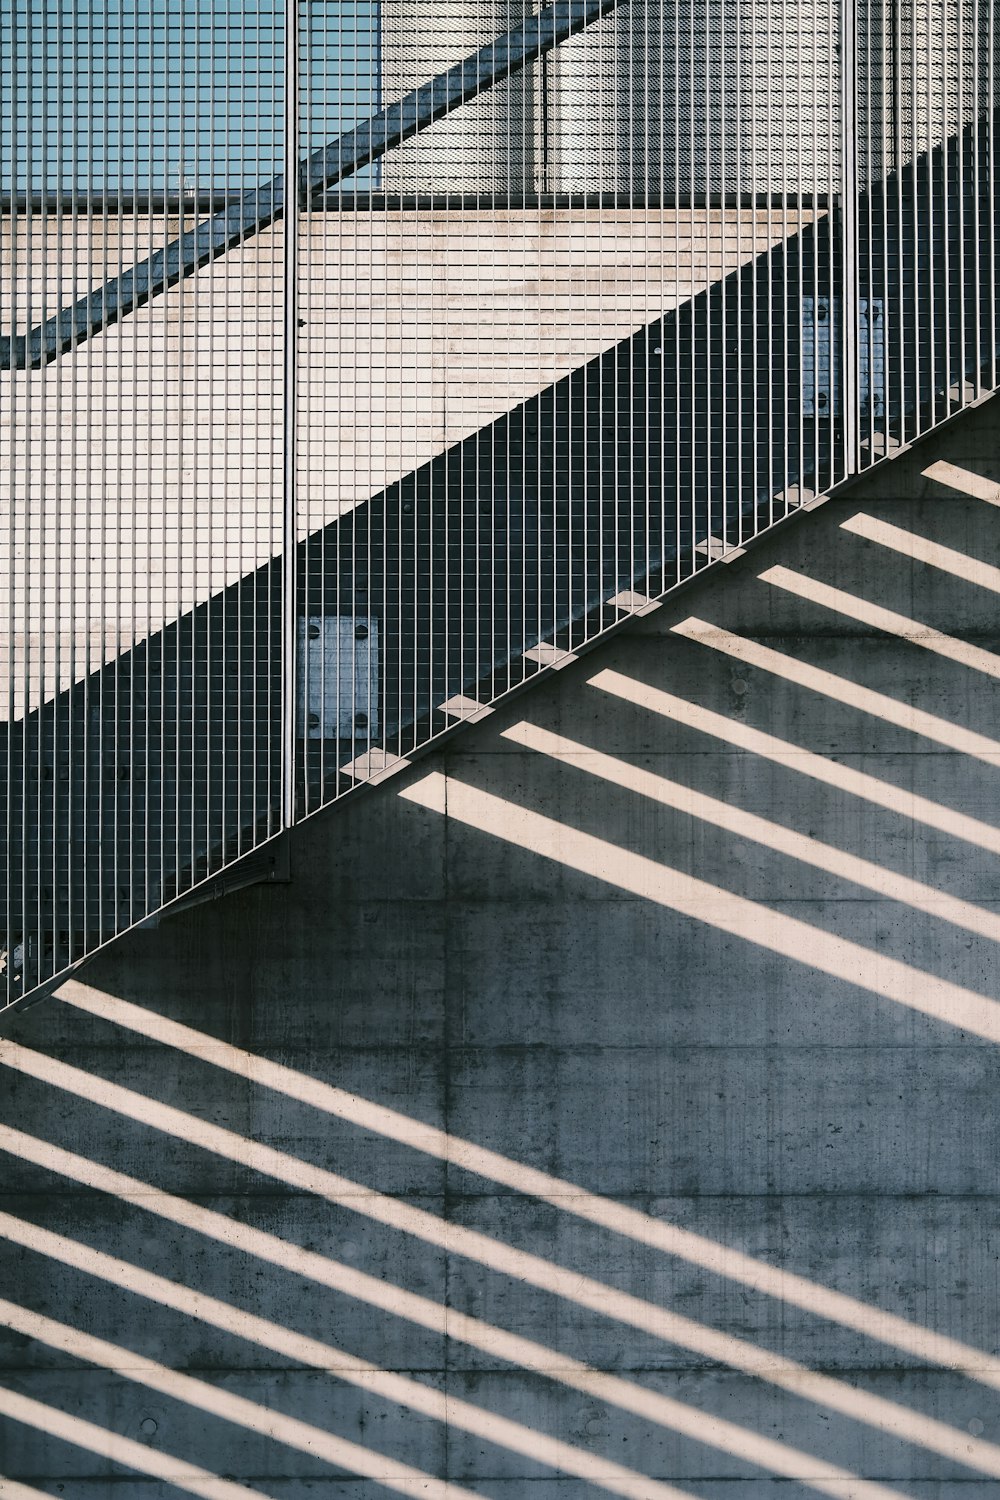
{"left": 282, "top": 0, "right": 299, "bottom": 830}
{"left": 841, "top": 0, "right": 860, "bottom": 472}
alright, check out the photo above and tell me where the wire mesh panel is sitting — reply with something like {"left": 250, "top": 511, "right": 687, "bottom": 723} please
{"left": 294, "top": 0, "right": 845, "bottom": 815}
{"left": 3, "top": 0, "right": 1000, "bottom": 1008}
{"left": 851, "top": 0, "right": 1000, "bottom": 462}
{"left": 1, "top": 1, "right": 285, "bottom": 1006}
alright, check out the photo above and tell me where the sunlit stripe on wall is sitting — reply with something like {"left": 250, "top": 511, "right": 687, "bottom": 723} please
{"left": 922, "top": 459, "right": 1000, "bottom": 504}
{"left": 0, "top": 1210, "right": 700, "bottom": 1500}
{"left": 0, "top": 1387, "right": 268, "bottom": 1500}
{"left": 670, "top": 616, "right": 1000, "bottom": 761}
{"left": 0, "top": 1298, "right": 485, "bottom": 1500}
{"left": 500, "top": 718, "right": 1000, "bottom": 942}
{"left": 54, "top": 978, "right": 1000, "bottom": 1388}
{"left": 589, "top": 667, "right": 1000, "bottom": 857}
{"left": 0, "top": 1128, "right": 918, "bottom": 1500}
{"left": 401, "top": 770, "right": 1000, "bottom": 1042}
{"left": 841, "top": 512, "right": 1000, "bottom": 589}
{"left": 0, "top": 1479, "right": 77, "bottom": 1500}
{"left": 4, "top": 1043, "right": 1000, "bottom": 1480}
{"left": 761, "top": 564, "right": 1000, "bottom": 678}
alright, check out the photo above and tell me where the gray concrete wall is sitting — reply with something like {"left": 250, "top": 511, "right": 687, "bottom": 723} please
{"left": 2, "top": 402, "right": 1000, "bottom": 1494}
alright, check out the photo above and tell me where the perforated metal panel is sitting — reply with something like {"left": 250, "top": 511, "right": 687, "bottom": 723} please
{"left": 381, "top": 1, "right": 537, "bottom": 190}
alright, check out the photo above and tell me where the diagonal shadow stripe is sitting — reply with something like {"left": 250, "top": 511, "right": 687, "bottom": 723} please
{"left": 3, "top": 106, "right": 998, "bottom": 1006}
{"left": 0, "top": 0, "right": 623, "bottom": 371}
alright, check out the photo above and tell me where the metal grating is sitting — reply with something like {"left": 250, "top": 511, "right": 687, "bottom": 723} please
{"left": 1, "top": 0, "right": 285, "bottom": 1003}
{"left": 3, "top": 0, "right": 1000, "bottom": 1008}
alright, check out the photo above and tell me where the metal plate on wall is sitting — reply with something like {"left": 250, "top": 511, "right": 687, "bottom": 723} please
{"left": 296, "top": 616, "right": 379, "bottom": 741}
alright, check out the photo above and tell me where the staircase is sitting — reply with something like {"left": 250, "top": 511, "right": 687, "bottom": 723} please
{"left": 3, "top": 0, "right": 999, "bottom": 1008}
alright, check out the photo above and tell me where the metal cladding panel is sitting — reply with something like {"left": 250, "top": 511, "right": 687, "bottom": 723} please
{"left": 3, "top": 0, "right": 1000, "bottom": 1009}
{"left": 298, "top": 0, "right": 847, "bottom": 818}
{"left": 851, "top": 0, "right": 1000, "bottom": 453}
{"left": 381, "top": 0, "right": 841, "bottom": 195}
{"left": 380, "top": 1, "right": 537, "bottom": 190}
{"left": 544, "top": 0, "right": 841, "bottom": 194}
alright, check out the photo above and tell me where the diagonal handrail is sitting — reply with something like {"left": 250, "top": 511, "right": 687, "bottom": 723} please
{"left": 0, "top": 0, "right": 623, "bottom": 372}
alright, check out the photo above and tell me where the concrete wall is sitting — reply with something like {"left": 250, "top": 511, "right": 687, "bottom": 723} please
{"left": 2, "top": 401, "right": 1000, "bottom": 1494}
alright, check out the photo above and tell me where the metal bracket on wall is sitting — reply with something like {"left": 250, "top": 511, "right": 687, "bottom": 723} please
{"left": 858, "top": 299, "right": 887, "bottom": 422}
{"left": 801, "top": 295, "right": 840, "bottom": 419}
{"left": 297, "top": 616, "right": 380, "bottom": 742}
{"left": 162, "top": 837, "right": 294, "bottom": 916}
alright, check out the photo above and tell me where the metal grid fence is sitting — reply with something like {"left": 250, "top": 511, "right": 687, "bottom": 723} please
{"left": 3, "top": 0, "right": 998, "bottom": 1008}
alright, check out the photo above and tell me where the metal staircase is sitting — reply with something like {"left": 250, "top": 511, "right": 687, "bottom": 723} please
{"left": 3, "top": 0, "right": 999, "bottom": 1007}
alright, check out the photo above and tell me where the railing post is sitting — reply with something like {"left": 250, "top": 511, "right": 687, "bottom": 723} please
{"left": 281, "top": 0, "right": 300, "bottom": 832}
{"left": 841, "top": 0, "right": 860, "bottom": 473}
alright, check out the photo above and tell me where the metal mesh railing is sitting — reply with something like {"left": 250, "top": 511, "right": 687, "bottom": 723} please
{"left": 3, "top": 0, "right": 999, "bottom": 1008}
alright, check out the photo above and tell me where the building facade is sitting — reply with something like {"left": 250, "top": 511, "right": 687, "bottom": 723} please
{"left": 3, "top": 0, "right": 1000, "bottom": 1490}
